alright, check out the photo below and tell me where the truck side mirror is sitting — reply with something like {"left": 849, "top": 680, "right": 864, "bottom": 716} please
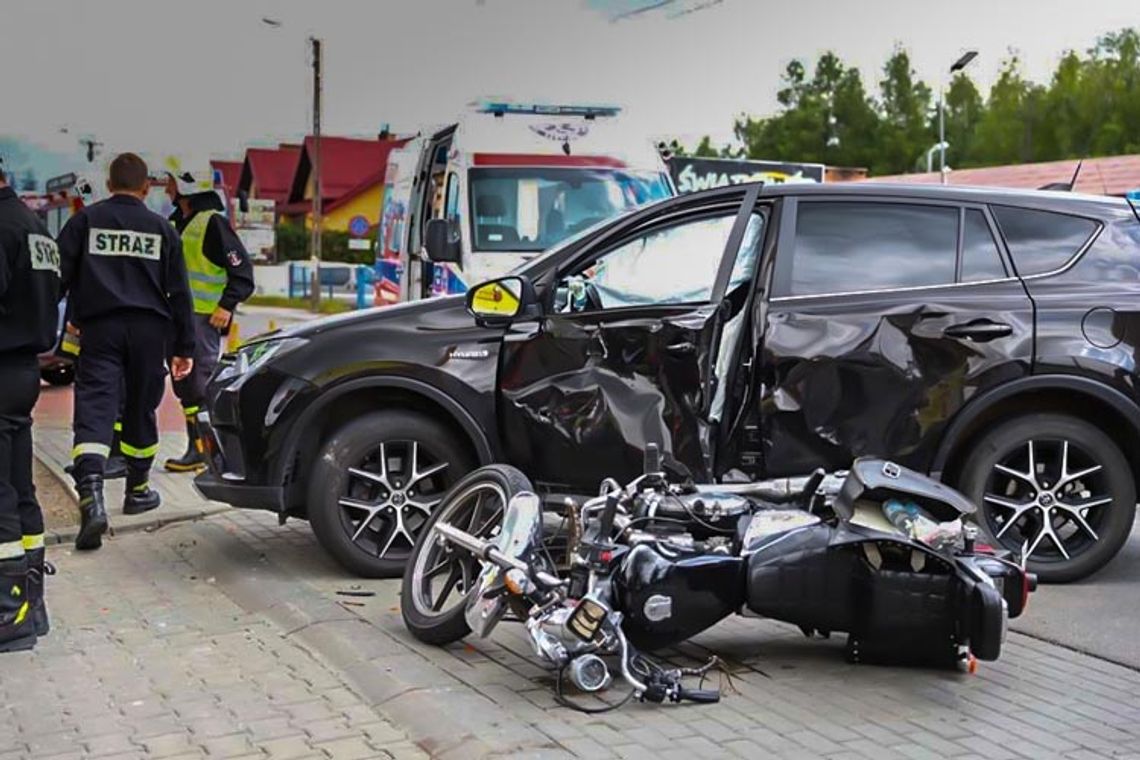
{"left": 425, "top": 218, "right": 462, "bottom": 263}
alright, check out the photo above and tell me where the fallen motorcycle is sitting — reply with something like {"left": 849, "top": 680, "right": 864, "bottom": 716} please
{"left": 401, "top": 452, "right": 1036, "bottom": 707}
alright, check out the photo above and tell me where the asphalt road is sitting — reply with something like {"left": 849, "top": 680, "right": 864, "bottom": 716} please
{"left": 1012, "top": 515, "right": 1140, "bottom": 670}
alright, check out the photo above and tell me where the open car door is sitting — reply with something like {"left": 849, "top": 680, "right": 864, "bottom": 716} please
{"left": 496, "top": 185, "right": 766, "bottom": 490}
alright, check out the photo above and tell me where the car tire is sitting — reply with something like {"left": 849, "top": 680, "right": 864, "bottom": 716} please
{"left": 958, "top": 413, "right": 1136, "bottom": 583}
{"left": 401, "top": 464, "right": 533, "bottom": 646}
{"left": 308, "top": 410, "right": 476, "bottom": 578}
{"left": 41, "top": 365, "right": 74, "bottom": 386}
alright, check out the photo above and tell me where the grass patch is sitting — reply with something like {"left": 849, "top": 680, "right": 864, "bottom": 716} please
{"left": 245, "top": 295, "right": 354, "bottom": 314}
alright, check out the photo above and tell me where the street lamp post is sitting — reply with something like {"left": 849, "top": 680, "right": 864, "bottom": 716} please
{"left": 941, "top": 50, "right": 978, "bottom": 185}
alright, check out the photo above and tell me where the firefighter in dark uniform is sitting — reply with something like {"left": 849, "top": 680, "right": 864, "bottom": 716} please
{"left": 56, "top": 153, "right": 196, "bottom": 551}
{"left": 159, "top": 161, "right": 254, "bottom": 472}
{"left": 0, "top": 159, "right": 60, "bottom": 651}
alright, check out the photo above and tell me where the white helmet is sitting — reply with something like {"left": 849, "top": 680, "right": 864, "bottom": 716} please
{"left": 156, "top": 154, "right": 215, "bottom": 196}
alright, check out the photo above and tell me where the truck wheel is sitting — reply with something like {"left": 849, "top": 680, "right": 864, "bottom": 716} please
{"left": 308, "top": 410, "right": 475, "bottom": 578}
{"left": 401, "top": 464, "right": 532, "bottom": 645}
{"left": 958, "top": 413, "right": 1136, "bottom": 583}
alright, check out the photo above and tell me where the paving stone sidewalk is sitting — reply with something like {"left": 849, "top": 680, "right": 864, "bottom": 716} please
{"left": 1, "top": 523, "right": 426, "bottom": 760}
{"left": 188, "top": 508, "right": 1140, "bottom": 760}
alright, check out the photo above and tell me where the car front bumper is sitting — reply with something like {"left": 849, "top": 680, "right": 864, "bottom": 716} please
{"left": 193, "top": 467, "right": 284, "bottom": 512}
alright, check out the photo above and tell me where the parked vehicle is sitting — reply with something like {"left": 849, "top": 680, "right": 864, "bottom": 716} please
{"left": 400, "top": 457, "right": 1034, "bottom": 708}
{"left": 195, "top": 182, "right": 1140, "bottom": 582}
{"left": 38, "top": 300, "right": 75, "bottom": 386}
{"left": 373, "top": 101, "right": 673, "bottom": 305}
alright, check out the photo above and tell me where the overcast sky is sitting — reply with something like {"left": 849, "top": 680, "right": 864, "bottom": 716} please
{"left": 3, "top": 0, "right": 1138, "bottom": 165}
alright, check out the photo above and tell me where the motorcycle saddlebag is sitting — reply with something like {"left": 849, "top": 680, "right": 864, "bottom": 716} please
{"left": 835, "top": 459, "right": 975, "bottom": 523}
{"left": 746, "top": 524, "right": 966, "bottom": 667}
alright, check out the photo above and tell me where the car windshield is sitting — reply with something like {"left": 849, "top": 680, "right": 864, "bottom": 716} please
{"left": 468, "top": 167, "right": 672, "bottom": 252}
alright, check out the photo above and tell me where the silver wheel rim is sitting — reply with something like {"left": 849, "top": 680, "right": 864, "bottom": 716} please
{"left": 338, "top": 440, "right": 451, "bottom": 561}
{"left": 409, "top": 481, "right": 508, "bottom": 618}
{"left": 983, "top": 438, "right": 1112, "bottom": 564}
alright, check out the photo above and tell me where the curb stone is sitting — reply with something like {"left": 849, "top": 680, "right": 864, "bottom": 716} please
{"left": 33, "top": 433, "right": 231, "bottom": 547}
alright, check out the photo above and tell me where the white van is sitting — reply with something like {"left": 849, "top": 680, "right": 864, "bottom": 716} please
{"left": 374, "top": 102, "right": 674, "bottom": 304}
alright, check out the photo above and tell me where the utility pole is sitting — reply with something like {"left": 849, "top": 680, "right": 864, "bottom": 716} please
{"left": 310, "top": 36, "right": 323, "bottom": 311}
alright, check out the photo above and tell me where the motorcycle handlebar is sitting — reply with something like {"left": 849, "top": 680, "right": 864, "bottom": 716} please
{"left": 432, "top": 522, "right": 564, "bottom": 588}
{"left": 677, "top": 687, "right": 720, "bottom": 704}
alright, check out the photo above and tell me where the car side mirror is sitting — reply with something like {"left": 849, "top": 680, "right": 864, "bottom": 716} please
{"left": 237, "top": 189, "right": 250, "bottom": 214}
{"left": 425, "top": 218, "right": 462, "bottom": 263}
{"left": 466, "top": 275, "right": 540, "bottom": 325}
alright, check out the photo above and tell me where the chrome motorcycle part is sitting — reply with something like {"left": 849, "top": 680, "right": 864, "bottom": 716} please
{"left": 568, "top": 654, "right": 612, "bottom": 693}
{"left": 643, "top": 594, "right": 673, "bottom": 622}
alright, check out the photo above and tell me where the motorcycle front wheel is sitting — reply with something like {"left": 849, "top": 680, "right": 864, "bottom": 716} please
{"left": 400, "top": 464, "right": 534, "bottom": 645}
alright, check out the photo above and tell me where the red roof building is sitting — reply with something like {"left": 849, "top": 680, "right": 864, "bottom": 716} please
{"left": 238, "top": 145, "right": 302, "bottom": 206}
{"left": 210, "top": 160, "right": 242, "bottom": 198}
{"left": 865, "top": 155, "right": 1140, "bottom": 196}
{"left": 281, "top": 135, "right": 409, "bottom": 232}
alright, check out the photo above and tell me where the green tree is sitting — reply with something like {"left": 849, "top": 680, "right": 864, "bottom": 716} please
{"left": 972, "top": 55, "right": 1046, "bottom": 165}
{"left": 691, "top": 135, "right": 721, "bottom": 157}
{"left": 942, "top": 73, "right": 985, "bottom": 169}
{"left": 876, "top": 47, "right": 933, "bottom": 174}
{"left": 733, "top": 52, "right": 879, "bottom": 169}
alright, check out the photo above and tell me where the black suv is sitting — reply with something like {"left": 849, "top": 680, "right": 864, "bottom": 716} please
{"left": 196, "top": 183, "right": 1140, "bottom": 582}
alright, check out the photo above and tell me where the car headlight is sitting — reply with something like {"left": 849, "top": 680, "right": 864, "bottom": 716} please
{"left": 216, "top": 336, "right": 307, "bottom": 383}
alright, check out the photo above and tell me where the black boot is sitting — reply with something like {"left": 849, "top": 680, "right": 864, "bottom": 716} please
{"left": 75, "top": 475, "right": 109, "bottom": 551}
{"left": 123, "top": 481, "right": 161, "bottom": 516}
{"left": 164, "top": 417, "right": 205, "bottom": 473}
{"left": 25, "top": 548, "right": 53, "bottom": 637}
{"left": 0, "top": 556, "right": 36, "bottom": 653}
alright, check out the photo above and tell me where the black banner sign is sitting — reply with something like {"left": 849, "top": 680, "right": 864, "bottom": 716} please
{"left": 668, "top": 157, "right": 824, "bottom": 194}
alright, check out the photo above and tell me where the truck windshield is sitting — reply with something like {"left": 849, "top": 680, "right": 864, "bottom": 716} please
{"left": 468, "top": 167, "right": 671, "bottom": 252}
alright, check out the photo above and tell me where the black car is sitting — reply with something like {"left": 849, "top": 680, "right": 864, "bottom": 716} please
{"left": 196, "top": 182, "right": 1140, "bottom": 582}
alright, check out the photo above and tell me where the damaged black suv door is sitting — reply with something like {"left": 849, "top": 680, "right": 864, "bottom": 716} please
{"left": 496, "top": 187, "right": 766, "bottom": 490}
{"left": 756, "top": 197, "right": 1034, "bottom": 476}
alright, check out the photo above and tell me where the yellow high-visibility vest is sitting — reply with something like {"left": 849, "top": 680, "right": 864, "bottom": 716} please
{"left": 182, "top": 210, "right": 227, "bottom": 314}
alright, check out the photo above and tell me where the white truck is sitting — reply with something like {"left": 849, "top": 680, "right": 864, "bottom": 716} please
{"left": 374, "top": 102, "right": 674, "bottom": 304}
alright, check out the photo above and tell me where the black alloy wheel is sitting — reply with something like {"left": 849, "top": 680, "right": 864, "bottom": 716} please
{"left": 308, "top": 410, "right": 475, "bottom": 578}
{"left": 960, "top": 414, "right": 1136, "bottom": 583}
{"left": 338, "top": 440, "right": 450, "bottom": 560}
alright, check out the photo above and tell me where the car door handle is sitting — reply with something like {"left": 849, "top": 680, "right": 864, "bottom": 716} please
{"left": 943, "top": 320, "right": 1013, "bottom": 342}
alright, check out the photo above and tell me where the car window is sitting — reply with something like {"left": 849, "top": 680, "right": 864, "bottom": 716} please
{"left": 780, "top": 202, "right": 958, "bottom": 297}
{"left": 960, "top": 209, "right": 1008, "bottom": 282}
{"left": 991, "top": 205, "right": 1098, "bottom": 276}
{"left": 556, "top": 213, "right": 764, "bottom": 312}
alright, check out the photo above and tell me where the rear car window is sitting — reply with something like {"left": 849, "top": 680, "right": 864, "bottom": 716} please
{"left": 782, "top": 202, "right": 958, "bottom": 297}
{"left": 960, "top": 209, "right": 1008, "bottom": 282}
{"left": 991, "top": 206, "right": 1098, "bottom": 276}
